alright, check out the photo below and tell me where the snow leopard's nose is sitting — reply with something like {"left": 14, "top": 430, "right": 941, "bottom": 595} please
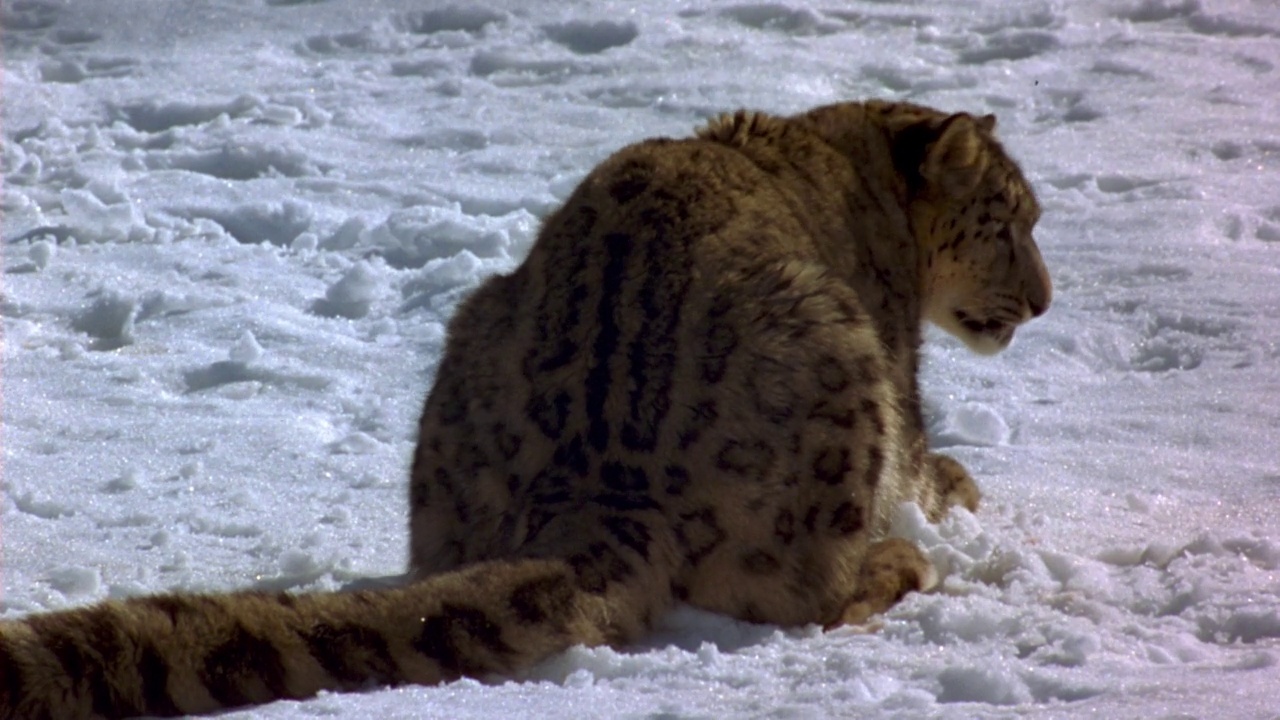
{"left": 1026, "top": 291, "right": 1048, "bottom": 319}
{"left": 1020, "top": 239, "right": 1052, "bottom": 319}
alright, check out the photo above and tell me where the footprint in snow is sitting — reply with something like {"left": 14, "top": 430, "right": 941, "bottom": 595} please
{"left": 543, "top": 20, "right": 638, "bottom": 55}
{"left": 112, "top": 96, "right": 260, "bottom": 133}
{"left": 50, "top": 28, "right": 101, "bottom": 45}
{"left": 40, "top": 56, "right": 138, "bottom": 83}
{"left": 400, "top": 7, "right": 505, "bottom": 35}
{"left": 715, "top": 4, "right": 845, "bottom": 36}
{"left": 958, "top": 30, "right": 1060, "bottom": 65}
{"left": 144, "top": 142, "right": 321, "bottom": 181}
{"left": 5, "top": 0, "right": 60, "bottom": 32}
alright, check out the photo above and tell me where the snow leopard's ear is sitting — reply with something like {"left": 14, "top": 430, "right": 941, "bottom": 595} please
{"left": 918, "top": 113, "right": 992, "bottom": 197}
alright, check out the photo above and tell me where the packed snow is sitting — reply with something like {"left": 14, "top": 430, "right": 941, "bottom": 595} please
{"left": 3, "top": 0, "right": 1279, "bottom": 717}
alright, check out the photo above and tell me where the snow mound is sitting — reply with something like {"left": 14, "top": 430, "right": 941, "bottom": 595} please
{"left": 931, "top": 402, "right": 1010, "bottom": 447}
{"left": 313, "top": 262, "right": 382, "bottom": 319}
{"left": 71, "top": 289, "right": 137, "bottom": 349}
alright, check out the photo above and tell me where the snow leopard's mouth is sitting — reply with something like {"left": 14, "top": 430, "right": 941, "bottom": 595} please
{"left": 953, "top": 309, "right": 1016, "bottom": 352}
{"left": 954, "top": 310, "right": 1010, "bottom": 336}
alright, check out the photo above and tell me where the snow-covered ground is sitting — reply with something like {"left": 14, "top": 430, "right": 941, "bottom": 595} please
{"left": 3, "top": 0, "right": 1279, "bottom": 717}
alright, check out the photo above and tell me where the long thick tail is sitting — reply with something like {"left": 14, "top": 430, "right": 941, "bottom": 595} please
{"left": 1, "top": 543, "right": 673, "bottom": 720}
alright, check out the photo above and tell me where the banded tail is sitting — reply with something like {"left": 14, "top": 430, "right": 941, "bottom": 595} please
{"left": 0, "top": 551, "right": 672, "bottom": 720}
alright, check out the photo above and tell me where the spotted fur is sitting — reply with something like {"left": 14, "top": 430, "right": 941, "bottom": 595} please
{"left": 0, "top": 99, "right": 1050, "bottom": 719}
